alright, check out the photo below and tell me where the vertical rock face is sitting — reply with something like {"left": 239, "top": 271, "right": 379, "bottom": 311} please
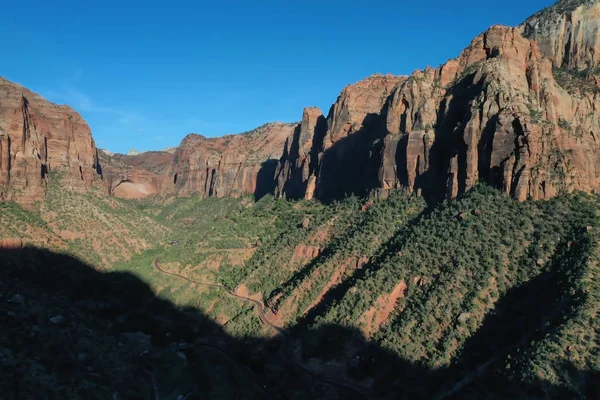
{"left": 171, "top": 123, "right": 295, "bottom": 199}
{"left": 316, "top": 75, "right": 406, "bottom": 201}
{"left": 274, "top": 107, "right": 326, "bottom": 200}
{"left": 521, "top": 0, "right": 600, "bottom": 71}
{"left": 323, "top": 74, "right": 406, "bottom": 148}
{"left": 0, "top": 77, "right": 101, "bottom": 204}
{"left": 275, "top": 75, "right": 405, "bottom": 201}
{"left": 379, "top": 24, "right": 600, "bottom": 201}
{"left": 98, "top": 123, "right": 294, "bottom": 201}
{"left": 275, "top": 2, "right": 600, "bottom": 202}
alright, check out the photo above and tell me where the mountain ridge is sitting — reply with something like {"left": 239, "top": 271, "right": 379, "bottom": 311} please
{"left": 2, "top": 2, "right": 600, "bottom": 397}
{"left": 3, "top": 0, "right": 600, "bottom": 204}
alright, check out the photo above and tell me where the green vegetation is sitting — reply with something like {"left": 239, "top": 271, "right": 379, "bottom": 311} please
{"left": 527, "top": 104, "right": 544, "bottom": 122}
{"left": 553, "top": 67, "right": 600, "bottom": 95}
{"left": 369, "top": 188, "right": 596, "bottom": 367}
{"left": 0, "top": 201, "right": 49, "bottom": 233}
{"left": 40, "top": 170, "right": 168, "bottom": 267}
{"left": 116, "top": 184, "right": 599, "bottom": 397}
{"left": 2, "top": 178, "right": 599, "bottom": 398}
{"left": 558, "top": 117, "right": 571, "bottom": 130}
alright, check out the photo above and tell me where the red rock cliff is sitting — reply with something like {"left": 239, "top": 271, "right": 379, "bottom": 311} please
{"left": 99, "top": 150, "right": 174, "bottom": 199}
{"left": 275, "top": 1, "right": 600, "bottom": 201}
{"left": 274, "top": 107, "right": 326, "bottom": 200}
{"left": 0, "top": 77, "right": 101, "bottom": 204}
{"left": 5, "top": 0, "right": 599, "bottom": 205}
{"left": 171, "top": 122, "right": 295, "bottom": 199}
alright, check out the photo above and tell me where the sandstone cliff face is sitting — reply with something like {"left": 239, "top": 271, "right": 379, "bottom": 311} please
{"left": 521, "top": 0, "right": 600, "bottom": 71}
{"left": 100, "top": 150, "right": 173, "bottom": 199}
{"left": 5, "top": 0, "right": 599, "bottom": 205}
{"left": 274, "top": 107, "right": 326, "bottom": 200}
{"left": 316, "top": 75, "right": 406, "bottom": 201}
{"left": 172, "top": 123, "right": 295, "bottom": 199}
{"left": 0, "top": 77, "right": 101, "bottom": 204}
{"left": 275, "top": 75, "right": 405, "bottom": 200}
{"left": 380, "top": 24, "right": 600, "bottom": 201}
{"left": 275, "top": 2, "right": 600, "bottom": 202}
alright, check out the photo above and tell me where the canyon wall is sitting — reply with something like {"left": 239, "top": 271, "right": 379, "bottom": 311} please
{"left": 4, "top": 0, "right": 600, "bottom": 204}
{"left": 170, "top": 123, "right": 295, "bottom": 199}
{"left": 521, "top": 0, "right": 600, "bottom": 71}
{"left": 99, "top": 150, "right": 174, "bottom": 199}
{"left": 275, "top": 0, "right": 600, "bottom": 201}
{"left": 0, "top": 77, "right": 101, "bottom": 204}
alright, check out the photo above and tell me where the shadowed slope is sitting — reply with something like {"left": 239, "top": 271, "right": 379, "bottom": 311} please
{"left": 2, "top": 226, "right": 599, "bottom": 400}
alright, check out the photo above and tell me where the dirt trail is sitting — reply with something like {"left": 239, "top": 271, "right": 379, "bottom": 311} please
{"left": 153, "top": 258, "right": 371, "bottom": 399}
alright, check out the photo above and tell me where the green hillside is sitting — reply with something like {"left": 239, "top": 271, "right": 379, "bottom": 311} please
{"left": 2, "top": 182, "right": 599, "bottom": 399}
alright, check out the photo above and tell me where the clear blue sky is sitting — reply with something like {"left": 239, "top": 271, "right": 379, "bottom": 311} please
{"left": 0, "top": 0, "right": 553, "bottom": 153}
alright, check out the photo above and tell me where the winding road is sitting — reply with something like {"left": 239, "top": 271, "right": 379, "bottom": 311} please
{"left": 153, "top": 258, "right": 371, "bottom": 399}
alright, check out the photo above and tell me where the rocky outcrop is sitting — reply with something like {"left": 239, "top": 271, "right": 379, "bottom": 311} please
{"left": 315, "top": 75, "right": 405, "bottom": 201}
{"left": 100, "top": 150, "right": 173, "bottom": 199}
{"left": 110, "top": 151, "right": 174, "bottom": 175}
{"left": 4, "top": 0, "right": 599, "bottom": 205}
{"left": 378, "top": 23, "right": 600, "bottom": 201}
{"left": 275, "top": 2, "right": 600, "bottom": 202}
{"left": 274, "top": 107, "right": 326, "bottom": 199}
{"left": 290, "top": 244, "right": 322, "bottom": 263}
{"left": 171, "top": 123, "right": 295, "bottom": 199}
{"left": 521, "top": 0, "right": 600, "bottom": 71}
{"left": 0, "top": 77, "right": 101, "bottom": 204}
{"left": 0, "top": 237, "right": 23, "bottom": 249}
{"left": 275, "top": 75, "right": 405, "bottom": 200}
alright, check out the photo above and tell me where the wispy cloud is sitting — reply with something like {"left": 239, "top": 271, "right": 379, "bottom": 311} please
{"left": 43, "top": 79, "right": 146, "bottom": 132}
{"left": 41, "top": 70, "right": 195, "bottom": 152}
{"left": 45, "top": 87, "right": 120, "bottom": 114}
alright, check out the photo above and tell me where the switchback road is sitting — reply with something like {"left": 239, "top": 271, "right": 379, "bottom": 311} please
{"left": 153, "top": 258, "right": 371, "bottom": 399}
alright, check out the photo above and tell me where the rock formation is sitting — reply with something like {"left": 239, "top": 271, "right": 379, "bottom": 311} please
{"left": 0, "top": 237, "right": 23, "bottom": 249}
{"left": 521, "top": 0, "right": 600, "bottom": 70}
{"left": 4, "top": 0, "right": 600, "bottom": 204}
{"left": 97, "top": 123, "right": 295, "bottom": 201}
{"left": 171, "top": 123, "right": 295, "bottom": 199}
{"left": 99, "top": 150, "right": 174, "bottom": 199}
{"left": 0, "top": 77, "right": 101, "bottom": 204}
{"left": 274, "top": 107, "right": 326, "bottom": 200}
{"left": 275, "top": 75, "right": 405, "bottom": 201}
{"left": 275, "top": 0, "right": 600, "bottom": 201}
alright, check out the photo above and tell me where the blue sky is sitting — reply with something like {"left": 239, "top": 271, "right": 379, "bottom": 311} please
{"left": 0, "top": 0, "right": 553, "bottom": 153}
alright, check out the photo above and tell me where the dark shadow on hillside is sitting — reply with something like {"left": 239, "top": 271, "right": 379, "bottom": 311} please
{"left": 1, "top": 246, "right": 598, "bottom": 400}
{"left": 432, "top": 227, "right": 600, "bottom": 398}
